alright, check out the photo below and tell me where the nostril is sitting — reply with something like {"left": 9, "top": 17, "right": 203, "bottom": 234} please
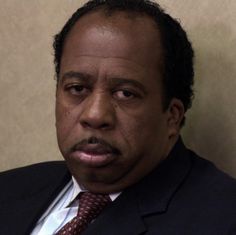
{"left": 80, "top": 120, "right": 110, "bottom": 130}
{"left": 100, "top": 123, "right": 110, "bottom": 129}
{"left": 81, "top": 121, "right": 91, "bottom": 129}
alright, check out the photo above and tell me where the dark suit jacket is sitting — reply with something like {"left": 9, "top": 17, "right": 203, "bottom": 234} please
{"left": 1, "top": 139, "right": 236, "bottom": 235}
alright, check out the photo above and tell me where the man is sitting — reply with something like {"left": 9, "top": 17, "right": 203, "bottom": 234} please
{"left": 0, "top": 0, "right": 236, "bottom": 234}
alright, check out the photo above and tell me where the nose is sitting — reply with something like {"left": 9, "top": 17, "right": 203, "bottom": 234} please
{"left": 79, "top": 92, "right": 116, "bottom": 130}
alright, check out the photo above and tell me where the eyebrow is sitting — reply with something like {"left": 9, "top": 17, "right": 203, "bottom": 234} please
{"left": 60, "top": 71, "right": 91, "bottom": 83}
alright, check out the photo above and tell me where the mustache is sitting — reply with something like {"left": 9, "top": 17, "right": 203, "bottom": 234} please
{"left": 68, "top": 136, "right": 121, "bottom": 155}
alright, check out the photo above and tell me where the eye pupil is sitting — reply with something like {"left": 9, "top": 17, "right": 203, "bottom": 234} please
{"left": 123, "top": 91, "right": 132, "bottom": 97}
{"left": 75, "top": 86, "right": 83, "bottom": 91}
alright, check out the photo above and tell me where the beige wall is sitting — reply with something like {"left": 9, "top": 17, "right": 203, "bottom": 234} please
{"left": 0, "top": 1, "right": 236, "bottom": 178}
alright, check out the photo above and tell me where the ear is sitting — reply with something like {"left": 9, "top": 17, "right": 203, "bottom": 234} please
{"left": 166, "top": 98, "right": 185, "bottom": 138}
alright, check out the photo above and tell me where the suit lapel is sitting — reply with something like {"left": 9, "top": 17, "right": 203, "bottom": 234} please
{"left": 0, "top": 162, "right": 71, "bottom": 235}
{"left": 84, "top": 138, "right": 192, "bottom": 235}
{"left": 83, "top": 188, "right": 147, "bottom": 235}
{"left": 136, "top": 138, "right": 192, "bottom": 216}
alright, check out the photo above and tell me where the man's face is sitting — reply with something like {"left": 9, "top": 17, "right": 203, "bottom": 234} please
{"left": 56, "top": 11, "right": 183, "bottom": 193}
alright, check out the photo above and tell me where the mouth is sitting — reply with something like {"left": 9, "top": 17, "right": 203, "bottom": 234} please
{"left": 70, "top": 139, "right": 120, "bottom": 167}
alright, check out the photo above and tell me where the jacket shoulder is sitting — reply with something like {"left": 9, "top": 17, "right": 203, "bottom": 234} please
{"left": 0, "top": 161, "right": 67, "bottom": 181}
{"left": 189, "top": 151, "right": 236, "bottom": 193}
{"left": 0, "top": 161, "right": 68, "bottom": 201}
{"left": 181, "top": 151, "right": 236, "bottom": 225}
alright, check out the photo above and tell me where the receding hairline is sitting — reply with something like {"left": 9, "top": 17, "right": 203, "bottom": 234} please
{"left": 62, "top": 6, "right": 165, "bottom": 81}
{"left": 64, "top": 6, "right": 161, "bottom": 38}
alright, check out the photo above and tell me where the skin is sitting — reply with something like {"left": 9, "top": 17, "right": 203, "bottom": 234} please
{"left": 56, "top": 10, "right": 184, "bottom": 193}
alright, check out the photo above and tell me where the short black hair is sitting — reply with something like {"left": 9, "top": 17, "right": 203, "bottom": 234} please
{"left": 53, "top": 0, "right": 194, "bottom": 123}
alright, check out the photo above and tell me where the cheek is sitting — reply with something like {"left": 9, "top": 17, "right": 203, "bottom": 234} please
{"left": 117, "top": 111, "right": 150, "bottom": 150}
{"left": 117, "top": 107, "right": 166, "bottom": 149}
{"left": 55, "top": 100, "right": 79, "bottom": 148}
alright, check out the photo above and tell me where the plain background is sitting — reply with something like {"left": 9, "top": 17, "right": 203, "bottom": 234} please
{"left": 0, "top": 0, "right": 236, "bottom": 179}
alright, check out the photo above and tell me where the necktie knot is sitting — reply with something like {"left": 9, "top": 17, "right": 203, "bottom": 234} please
{"left": 78, "top": 192, "right": 111, "bottom": 222}
{"left": 56, "top": 192, "right": 111, "bottom": 235}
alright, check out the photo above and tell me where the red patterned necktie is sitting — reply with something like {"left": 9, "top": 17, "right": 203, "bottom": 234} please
{"left": 56, "top": 192, "right": 111, "bottom": 235}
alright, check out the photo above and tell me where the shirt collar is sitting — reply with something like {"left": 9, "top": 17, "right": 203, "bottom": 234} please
{"left": 71, "top": 176, "right": 121, "bottom": 203}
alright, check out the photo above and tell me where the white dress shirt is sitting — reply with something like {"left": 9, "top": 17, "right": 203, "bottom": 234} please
{"left": 31, "top": 177, "right": 120, "bottom": 235}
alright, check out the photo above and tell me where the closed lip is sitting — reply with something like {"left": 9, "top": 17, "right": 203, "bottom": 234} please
{"left": 76, "top": 143, "right": 114, "bottom": 155}
{"left": 71, "top": 143, "right": 118, "bottom": 167}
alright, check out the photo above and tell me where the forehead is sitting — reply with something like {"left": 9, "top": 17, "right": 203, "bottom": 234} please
{"left": 67, "top": 9, "right": 160, "bottom": 35}
{"left": 61, "top": 10, "right": 163, "bottom": 77}
{"left": 63, "top": 10, "right": 163, "bottom": 59}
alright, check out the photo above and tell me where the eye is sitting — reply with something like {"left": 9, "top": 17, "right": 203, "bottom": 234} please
{"left": 113, "top": 90, "right": 136, "bottom": 100}
{"left": 65, "top": 84, "right": 89, "bottom": 96}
